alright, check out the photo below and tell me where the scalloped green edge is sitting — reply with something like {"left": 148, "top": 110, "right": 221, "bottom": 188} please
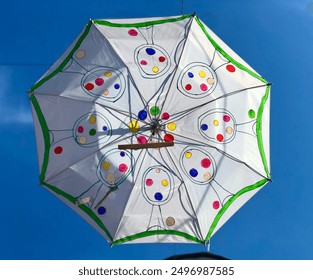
{"left": 29, "top": 21, "right": 92, "bottom": 92}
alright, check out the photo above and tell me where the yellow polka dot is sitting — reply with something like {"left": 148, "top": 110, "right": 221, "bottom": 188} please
{"left": 89, "top": 116, "right": 96, "bottom": 124}
{"left": 199, "top": 70, "right": 206, "bottom": 78}
{"left": 213, "top": 120, "right": 219, "bottom": 126}
{"left": 167, "top": 122, "right": 176, "bottom": 131}
{"left": 152, "top": 66, "right": 159, "bottom": 73}
{"left": 161, "top": 179, "right": 168, "bottom": 187}
{"left": 129, "top": 120, "right": 140, "bottom": 133}
{"left": 76, "top": 50, "right": 86, "bottom": 59}
{"left": 185, "top": 151, "right": 192, "bottom": 159}
{"left": 102, "top": 161, "right": 110, "bottom": 171}
{"left": 104, "top": 71, "right": 112, "bottom": 77}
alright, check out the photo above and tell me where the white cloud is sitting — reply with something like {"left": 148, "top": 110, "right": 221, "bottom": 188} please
{"left": 0, "top": 67, "right": 33, "bottom": 125}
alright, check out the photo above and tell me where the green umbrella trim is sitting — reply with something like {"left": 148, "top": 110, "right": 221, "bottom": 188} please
{"left": 42, "top": 182, "right": 113, "bottom": 242}
{"left": 112, "top": 230, "right": 203, "bottom": 246}
{"left": 29, "top": 94, "right": 50, "bottom": 183}
{"left": 205, "top": 178, "right": 269, "bottom": 242}
{"left": 29, "top": 21, "right": 92, "bottom": 92}
{"left": 93, "top": 14, "right": 193, "bottom": 28}
{"left": 195, "top": 16, "right": 268, "bottom": 84}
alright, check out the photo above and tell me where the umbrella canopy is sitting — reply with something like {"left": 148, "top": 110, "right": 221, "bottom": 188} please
{"left": 29, "top": 14, "right": 271, "bottom": 246}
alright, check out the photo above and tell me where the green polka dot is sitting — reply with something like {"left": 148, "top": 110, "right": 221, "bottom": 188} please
{"left": 150, "top": 106, "right": 160, "bottom": 116}
{"left": 89, "top": 129, "right": 97, "bottom": 136}
{"left": 248, "top": 109, "right": 256, "bottom": 119}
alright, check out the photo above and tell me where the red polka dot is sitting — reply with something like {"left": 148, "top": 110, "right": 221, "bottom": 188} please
{"left": 201, "top": 158, "right": 211, "bottom": 168}
{"left": 84, "top": 83, "right": 94, "bottom": 91}
{"left": 54, "top": 146, "right": 63, "bottom": 154}
{"left": 200, "top": 83, "right": 208, "bottom": 92}
{"left": 164, "top": 134, "right": 174, "bottom": 142}
{"left": 140, "top": 60, "right": 147, "bottom": 65}
{"left": 159, "top": 56, "right": 166, "bottom": 62}
{"left": 118, "top": 163, "right": 128, "bottom": 173}
{"left": 223, "top": 115, "right": 231, "bottom": 122}
{"left": 77, "top": 126, "right": 84, "bottom": 133}
{"left": 216, "top": 134, "right": 224, "bottom": 142}
{"left": 146, "top": 178, "right": 153, "bottom": 186}
{"left": 213, "top": 200, "right": 220, "bottom": 209}
{"left": 128, "top": 29, "right": 138, "bottom": 36}
{"left": 137, "top": 136, "right": 147, "bottom": 144}
{"left": 226, "top": 64, "right": 236, "bottom": 72}
{"left": 185, "top": 84, "right": 192, "bottom": 91}
{"left": 161, "top": 112, "right": 170, "bottom": 120}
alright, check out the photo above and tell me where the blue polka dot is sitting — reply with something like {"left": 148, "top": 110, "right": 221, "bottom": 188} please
{"left": 201, "top": 124, "right": 208, "bottom": 131}
{"left": 97, "top": 207, "right": 106, "bottom": 215}
{"left": 154, "top": 192, "right": 163, "bottom": 201}
{"left": 120, "top": 152, "right": 125, "bottom": 157}
{"left": 102, "top": 126, "right": 108, "bottom": 131}
{"left": 138, "top": 110, "right": 147, "bottom": 121}
{"left": 146, "top": 48, "right": 156, "bottom": 55}
{"left": 189, "top": 168, "right": 198, "bottom": 177}
{"left": 188, "top": 72, "right": 194, "bottom": 78}
{"left": 114, "top": 84, "right": 120, "bottom": 89}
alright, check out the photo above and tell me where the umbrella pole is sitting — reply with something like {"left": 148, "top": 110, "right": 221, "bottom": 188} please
{"left": 206, "top": 239, "right": 211, "bottom": 252}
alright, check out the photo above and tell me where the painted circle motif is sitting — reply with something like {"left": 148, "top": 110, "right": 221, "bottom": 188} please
{"left": 178, "top": 62, "right": 217, "bottom": 98}
{"left": 73, "top": 112, "right": 112, "bottom": 147}
{"left": 180, "top": 147, "right": 216, "bottom": 185}
{"left": 135, "top": 44, "right": 170, "bottom": 78}
{"left": 142, "top": 166, "right": 174, "bottom": 205}
{"left": 97, "top": 149, "right": 133, "bottom": 188}
{"left": 82, "top": 66, "right": 125, "bottom": 102}
{"left": 199, "top": 109, "right": 236, "bottom": 144}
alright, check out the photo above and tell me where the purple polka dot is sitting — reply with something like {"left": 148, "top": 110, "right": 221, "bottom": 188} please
{"left": 95, "top": 78, "right": 104, "bottom": 86}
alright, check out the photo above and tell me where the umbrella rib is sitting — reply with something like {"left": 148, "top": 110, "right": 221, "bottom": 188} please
{"left": 162, "top": 144, "right": 206, "bottom": 242}
{"left": 159, "top": 128, "right": 270, "bottom": 180}
{"left": 43, "top": 132, "right": 136, "bottom": 184}
{"left": 156, "top": 15, "right": 195, "bottom": 122}
{"left": 92, "top": 23, "right": 150, "bottom": 120}
{"left": 112, "top": 148, "right": 150, "bottom": 241}
{"left": 29, "top": 92, "right": 133, "bottom": 119}
{"left": 162, "top": 84, "right": 270, "bottom": 124}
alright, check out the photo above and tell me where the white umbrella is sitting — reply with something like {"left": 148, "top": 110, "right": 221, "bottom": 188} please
{"left": 29, "top": 14, "right": 271, "bottom": 246}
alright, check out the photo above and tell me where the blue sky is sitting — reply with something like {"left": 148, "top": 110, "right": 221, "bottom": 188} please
{"left": 1, "top": 0, "right": 313, "bottom": 260}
